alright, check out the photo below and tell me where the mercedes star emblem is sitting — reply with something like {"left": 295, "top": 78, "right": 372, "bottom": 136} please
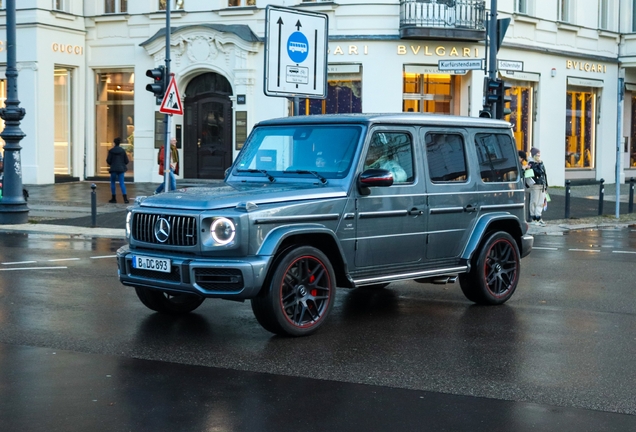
{"left": 154, "top": 217, "right": 171, "bottom": 243}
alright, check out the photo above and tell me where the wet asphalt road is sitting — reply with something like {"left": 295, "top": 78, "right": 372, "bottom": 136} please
{"left": 0, "top": 229, "right": 635, "bottom": 431}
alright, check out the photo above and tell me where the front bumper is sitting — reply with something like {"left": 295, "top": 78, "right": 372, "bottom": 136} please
{"left": 116, "top": 245, "right": 271, "bottom": 299}
{"left": 520, "top": 234, "right": 534, "bottom": 258}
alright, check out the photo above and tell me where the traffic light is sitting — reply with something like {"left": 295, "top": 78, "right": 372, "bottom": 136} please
{"left": 480, "top": 77, "right": 500, "bottom": 119}
{"left": 146, "top": 66, "right": 166, "bottom": 102}
{"left": 485, "top": 77, "right": 500, "bottom": 105}
{"left": 496, "top": 79, "right": 512, "bottom": 119}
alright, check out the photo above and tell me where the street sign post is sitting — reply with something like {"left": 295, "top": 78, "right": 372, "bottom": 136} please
{"left": 437, "top": 59, "right": 483, "bottom": 71}
{"left": 264, "top": 5, "right": 328, "bottom": 99}
{"left": 160, "top": 75, "right": 183, "bottom": 116}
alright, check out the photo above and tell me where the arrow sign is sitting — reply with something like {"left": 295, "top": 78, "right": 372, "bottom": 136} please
{"left": 160, "top": 75, "right": 183, "bottom": 115}
{"left": 264, "top": 5, "right": 328, "bottom": 98}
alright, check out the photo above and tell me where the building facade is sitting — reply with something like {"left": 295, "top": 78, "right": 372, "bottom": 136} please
{"left": 0, "top": 0, "right": 635, "bottom": 187}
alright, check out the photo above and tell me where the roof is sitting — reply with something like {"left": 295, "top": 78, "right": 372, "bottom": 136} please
{"left": 256, "top": 113, "right": 512, "bottom": 129}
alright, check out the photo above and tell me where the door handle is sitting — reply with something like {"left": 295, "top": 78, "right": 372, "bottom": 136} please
{"left": 408, "top": 208, "right": 424, "bottom": 216}
{"left": 464, "top": 204, "right": 478, "bottom": 213}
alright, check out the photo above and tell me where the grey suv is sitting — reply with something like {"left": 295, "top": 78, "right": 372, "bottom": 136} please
{"left": 117, "top": 114, "right": 533, "bottom": 336}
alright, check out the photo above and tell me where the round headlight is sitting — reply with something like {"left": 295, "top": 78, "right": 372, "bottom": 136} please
{"left": 125, "top": 212, "right": 132, "bottom": 239}
{"left": 211, "top": 217, "right": 236, "bottom": 245}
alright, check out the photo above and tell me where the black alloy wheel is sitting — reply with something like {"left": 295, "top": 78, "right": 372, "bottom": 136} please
{"left": 459, "top": 231, "right": 520, "bottom": 305}
{"left": 251, "top": 246, "right": 335, "bottom": 336}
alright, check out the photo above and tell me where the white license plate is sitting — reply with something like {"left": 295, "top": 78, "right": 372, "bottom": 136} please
{"left": 132, "top": 255, "right": 171, "bottom": 273}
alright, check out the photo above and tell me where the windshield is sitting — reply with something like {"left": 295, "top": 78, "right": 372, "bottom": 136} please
{"left": 233, "top": 125, "right": 362, "bottom": 180}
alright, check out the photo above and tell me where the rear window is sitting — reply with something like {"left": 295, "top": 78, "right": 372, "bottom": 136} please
{"left": 474, "top": 133, "right": 519, "bottom": 182}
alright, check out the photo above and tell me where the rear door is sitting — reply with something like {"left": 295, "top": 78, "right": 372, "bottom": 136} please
{"left": 423, "top": 129, "right": 479, "bottom": 261}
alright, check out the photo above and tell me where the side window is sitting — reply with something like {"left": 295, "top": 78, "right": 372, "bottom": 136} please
{"left": 474, "top": 133, "right": 519, "bottom": 182}
{"left": 425, "top": 133, "right": 468, "bottom": 183}
{"left": 364, "top": 132, "right": 414, "bottom": 184}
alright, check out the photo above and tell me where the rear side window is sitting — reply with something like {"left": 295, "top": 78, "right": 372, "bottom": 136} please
{"left": 425, "top": 133, "right": 468, "bottom": 183}
{"left": 474, "top": 133, "right": 519, "bottom": 182}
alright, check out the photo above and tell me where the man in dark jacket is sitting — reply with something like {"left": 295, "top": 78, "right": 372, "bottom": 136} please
{"left": 106, "top": 137, "right": 129, "bottom": 203}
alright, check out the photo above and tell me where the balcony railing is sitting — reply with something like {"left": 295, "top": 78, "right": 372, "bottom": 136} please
{"left": 400, "top": 0, "right": 486, "bottom": 41}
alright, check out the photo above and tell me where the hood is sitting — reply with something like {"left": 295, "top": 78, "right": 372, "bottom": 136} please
{"left": 138, "top": 182, "right": 348, "bottom": 211}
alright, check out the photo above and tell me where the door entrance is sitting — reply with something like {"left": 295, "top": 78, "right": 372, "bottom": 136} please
{"left": 183, "top": 73, "right": 233, "bottom": 179}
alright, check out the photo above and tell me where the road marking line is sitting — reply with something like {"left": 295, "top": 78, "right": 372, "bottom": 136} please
{"left": 569, "top": 248, "right": 601, "bottom": 252}
{"left": 0, "top": 266, "right": 68, "bottom": 271}
{"left": 90, "top": 255, "right": 116, "bottom": 259}
{"left": 612, "top": 250, "right": 636, "bottom": 254}
{"left": 47, "top": 258, "right": 81, "bottom": 262}
{"left": 2, "top": 261, "right": 37, "bottom": 265}
{"left": 532, "top": 247, "right": 559, "bottom": 250}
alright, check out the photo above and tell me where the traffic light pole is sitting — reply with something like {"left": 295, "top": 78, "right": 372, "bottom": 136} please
{"left": 480, "top": 0, "right": 499, "bottom": 118}
{"left": 487, "top": 0, "right": 498, "bottom": 81}
{"left": 163, "top": 1, "right": 172, "bottom": 193}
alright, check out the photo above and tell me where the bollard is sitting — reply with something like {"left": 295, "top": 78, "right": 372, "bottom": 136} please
{"left": 91, "top": 183, "right": 97, "bottom": 228}
{"left": 598, "top": 178, "right": 605, "bottom": 216}
{"left": 565, "top": 180, "right": 571, "bottom": 219}
{"left": 629, "top": 177, "right": 635, "bottom": 214}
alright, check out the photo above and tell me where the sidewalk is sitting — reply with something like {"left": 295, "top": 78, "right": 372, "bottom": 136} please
{"left": 0, "top": 180, "right": 634, "bottom": 238}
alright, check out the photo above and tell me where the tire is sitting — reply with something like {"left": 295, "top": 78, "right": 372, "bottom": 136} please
{"left": 251, "top": 246, "right": 336, "bottom": 337}
{"left": 134, "top": 287, "right": 205, "bottom": 314}
{"left": 459, "top": 231, "right": 520, "bottom": 305}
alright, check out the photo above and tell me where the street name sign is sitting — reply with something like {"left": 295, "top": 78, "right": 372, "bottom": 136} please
{"left": 264, "top": 5, "right": 328, "bottom": 98}
{"left": 498, "top": 59, "right": 524, "bottom": 72}
{"left": 438, "top": 59, "right": 483, "bottom": 71}
{"left": 160, "top": 75, "right": 183, "bottom": 116}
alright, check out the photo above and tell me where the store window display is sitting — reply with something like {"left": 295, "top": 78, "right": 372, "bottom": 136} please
{"left": 95, "top": 70, "right": 135, "bottom": 178}
{"left": 565, "top": 88, "right": 596, "bottom": 169}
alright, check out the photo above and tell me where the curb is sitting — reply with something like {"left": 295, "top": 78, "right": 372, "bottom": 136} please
{"left": 0, "top": 224, "right": 126, "bottom": 239}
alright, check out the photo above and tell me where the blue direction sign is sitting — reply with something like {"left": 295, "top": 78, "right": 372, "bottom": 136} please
{"left": 264, "top": 5, "right": 328, "bottom": 98}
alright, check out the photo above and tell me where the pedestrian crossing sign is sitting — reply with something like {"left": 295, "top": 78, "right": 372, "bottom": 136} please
{"left": 159, "top": 75, "right": 183, "bottom": 115}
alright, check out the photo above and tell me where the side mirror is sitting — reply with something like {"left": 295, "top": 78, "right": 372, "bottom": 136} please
{"left": 357, "top": 169, "right": 394, "bottom": 195}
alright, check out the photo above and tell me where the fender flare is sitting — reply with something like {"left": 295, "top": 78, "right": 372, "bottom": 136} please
{"left": 460, "top": 213, "right": 524, "bottom": 263}
{"left": 256, "top": 223, "right": 353, "bottom": 288}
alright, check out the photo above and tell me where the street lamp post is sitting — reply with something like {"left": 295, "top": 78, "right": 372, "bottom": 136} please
{"left": 0, "top": 0, "right": 28, "bottom": 224}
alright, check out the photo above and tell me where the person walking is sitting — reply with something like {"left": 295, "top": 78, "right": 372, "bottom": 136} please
{"left": 527, "top": 148, "right": 548, "bottom": 225}
{"left": 106, "top": 137, "right": 129, "bottom": 203}
{"left": 155, "top": 137, "right": 179, "bottom": 194}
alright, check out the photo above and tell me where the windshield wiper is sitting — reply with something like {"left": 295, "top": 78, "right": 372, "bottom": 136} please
{"left": 284, "top": 170, "right": 328, "bottom": 184}
{"left": 236, "top": 169, "right": 275, "bottom": 183}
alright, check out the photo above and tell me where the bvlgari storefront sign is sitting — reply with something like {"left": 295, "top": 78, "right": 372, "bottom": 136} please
{"left": 566, "top": 60, "right": 607, "bottom": 73}
{"left": 327, "top": 44, "right": 481, "bottom": 58}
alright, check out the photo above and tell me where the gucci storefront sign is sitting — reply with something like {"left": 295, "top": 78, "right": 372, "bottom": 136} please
{"left": 51, "top": 43, "right": 84, "bottom": 55}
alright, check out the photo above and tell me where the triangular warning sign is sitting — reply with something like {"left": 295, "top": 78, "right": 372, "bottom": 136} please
{"left": 159, "top": 75, "right": 183, "bottom": 115}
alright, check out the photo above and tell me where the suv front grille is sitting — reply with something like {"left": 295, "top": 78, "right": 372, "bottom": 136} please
{"left": 132, "top": 213, "right": 198, "bottom": 246}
